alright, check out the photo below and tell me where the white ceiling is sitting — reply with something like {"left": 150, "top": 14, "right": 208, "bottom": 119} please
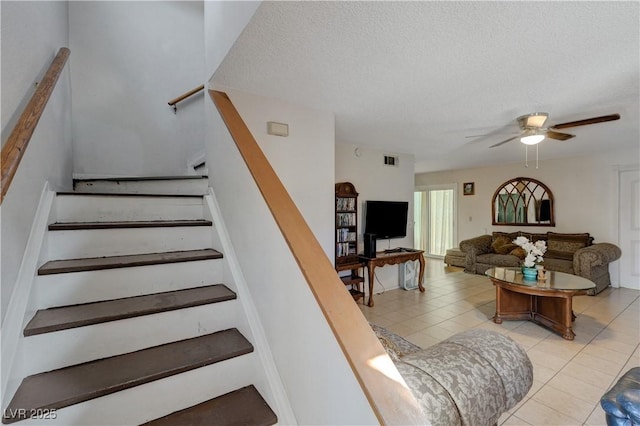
{"left": 213, "top": 1, "right": 640, "bottom": 173}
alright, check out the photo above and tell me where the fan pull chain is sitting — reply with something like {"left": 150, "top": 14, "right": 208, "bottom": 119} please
{"left": 524, "top": 145, "right": 540, "bottom": 168}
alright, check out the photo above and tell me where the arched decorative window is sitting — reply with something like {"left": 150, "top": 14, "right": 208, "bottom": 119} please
{"left": 492, "top": 177, "right": 555, "bottom": 226}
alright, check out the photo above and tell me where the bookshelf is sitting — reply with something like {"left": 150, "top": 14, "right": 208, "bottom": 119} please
{"left": 335, "top": 182, "right": 364, "bottom": 301}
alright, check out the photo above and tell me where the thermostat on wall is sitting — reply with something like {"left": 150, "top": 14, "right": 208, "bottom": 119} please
{"left": 267, "top": 121, "right": 289, "bottom": 137}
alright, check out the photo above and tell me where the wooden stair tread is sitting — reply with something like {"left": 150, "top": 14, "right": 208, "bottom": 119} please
{"left": 2, "top": 329, "right": 253, "bottom": 424}
{"left": 74, "top": 175, "right": 208, "bottom": 182}
{"left": 142, "top": 385, "right": 277, "bottom": 426}
{"left": 38, "top": 249, "right": 223, "bottom": 275}
{"left": 24, "top": 284, "right": 236, "bottom": 336}
{"left": 48, "top": 220, "right": 212, "bottom": 230}
{"left": 56, "top": 191, "right": 203, "bottom": 198}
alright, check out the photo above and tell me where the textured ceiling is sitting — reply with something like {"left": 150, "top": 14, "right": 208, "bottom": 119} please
{"left": 214, "top": 1, "right": 640, "bottom": 173}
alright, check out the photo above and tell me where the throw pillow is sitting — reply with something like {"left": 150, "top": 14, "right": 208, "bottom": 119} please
{"left": 496, "top": 243, "right": 519, "bottom": 255}
{"left": 546, "top": 232, "right": 591, "bottom": 260}
{"left": 492, "top": 232, "right": 519, "bottom": 244}
{"left": 522, "top": 233, "right": 548, "bottom": 243}
{"left": 510, "top": 247, "right": 527, "bottom": 259}
{"left": 491, "top": 235, "right": 513, "bottom": 253}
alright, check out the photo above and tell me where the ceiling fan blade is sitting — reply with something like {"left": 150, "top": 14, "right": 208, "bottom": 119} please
{"left": 545, "top": 130, "right": 575, "bottom": 141}
{"left": 550, "top": 113, "right": 620, "bottom": 130}
{"left": 489, "top": 135, "right": 519, "bottom": 148}
{"left": 466, "top": 132, "right": 518, "bottom": 138}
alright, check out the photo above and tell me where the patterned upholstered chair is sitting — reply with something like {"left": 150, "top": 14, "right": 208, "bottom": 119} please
{"left": 371, "top": 324, "right": 533, "bottom": 426}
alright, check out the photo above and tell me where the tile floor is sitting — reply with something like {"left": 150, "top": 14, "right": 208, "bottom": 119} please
{"left": 358, "top": 258, "right": 640, "bottom": 426}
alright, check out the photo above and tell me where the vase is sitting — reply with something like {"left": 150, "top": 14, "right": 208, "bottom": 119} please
{"left": 522, "top": 266, "right": 538, "bottom": 281}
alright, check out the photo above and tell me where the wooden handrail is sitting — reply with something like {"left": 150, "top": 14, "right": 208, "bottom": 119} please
{"left": 168, "top": 84, "right": 205, "bottom": 112}
{"left": 1, "top": 47, "right": 70, "bottom": 204}
{"left": 210, "top": 89, "right": 425, "bottom": 425}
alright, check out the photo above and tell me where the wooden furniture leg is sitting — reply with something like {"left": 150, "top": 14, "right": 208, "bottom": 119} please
{"left": 367, "top": 262, "right": 375, "bottom": 307}
{"left": 417, "top": 254, "right": 425, "bottom": 292}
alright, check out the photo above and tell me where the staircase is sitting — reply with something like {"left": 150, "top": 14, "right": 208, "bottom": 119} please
{"left": 2, "top": 177, "right": 279, "bottom": 425}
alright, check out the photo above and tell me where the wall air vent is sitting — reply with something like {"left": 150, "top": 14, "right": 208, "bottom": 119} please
{"left": 383, "top": 155, "right": 398, "bottom": 167}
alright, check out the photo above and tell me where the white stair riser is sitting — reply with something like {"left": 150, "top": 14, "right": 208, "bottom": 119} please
{"left": 55, "top": 195, "right": 205, "bottom": 222}
{"left": 18, "top": 354, "right": 258, "bottom": 426}
{"left": 22, "top": 301, "right": 240, "bottom": 376}
{"left": 48, "top": 226, "right": 213, "bottom": 259}
{"left": 34, "top": 259, "right": 224, "bottom": 309}
{"left": 74, "top": 179, "right": 208, "bottom": 196}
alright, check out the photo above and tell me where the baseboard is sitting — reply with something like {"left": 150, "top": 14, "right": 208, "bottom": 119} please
{"left": 1, "top": 183, "right": 55, "bottom": 406}
{"left": 204, "top": 188, "right": 297, "bottom": 425}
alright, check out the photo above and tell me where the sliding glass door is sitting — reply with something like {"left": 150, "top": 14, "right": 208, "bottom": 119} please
{"left": 414, "top": 184, "right": 457, "bottom": 257}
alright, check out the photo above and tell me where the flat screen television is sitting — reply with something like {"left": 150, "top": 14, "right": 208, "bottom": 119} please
{"left": 364, "top": 200, "right": 409, "bottom": 240}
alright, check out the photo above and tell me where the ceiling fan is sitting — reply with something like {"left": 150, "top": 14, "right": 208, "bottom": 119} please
{"left": 489, "top": 112, "right": 621, "bottom": 148}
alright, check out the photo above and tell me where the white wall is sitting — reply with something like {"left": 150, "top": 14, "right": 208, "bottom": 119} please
{"left": 204, "top": 0, "right": 261, "bottom": 82}
{"left": 336, "top": 143, "right": 415, "bottom": 293}
{"left": 1, "top": 0, "right": 72, "bottom": 323}
{"left": 220, "top": 88, "right": 335, "bottom": 258}
{"left": 1, "top": 1, "right": 64, "bottom": 142}
{"left": 204, "top": 99, "right": 376, "bottom": 423}
{"left": 69, "top": 1, "right": 205, "bottom": 177}
{"left": 415, "top": 148, "right": 640, "bottom": 285}
{"left": 204, "top": 4, "right": 375, "bottom": 423}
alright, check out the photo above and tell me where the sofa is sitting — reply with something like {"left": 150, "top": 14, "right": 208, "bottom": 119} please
{"left": 459, "top": 231, "right": 621, "bottom": 295}
{"left": 371, "top": 323, "right": 533, "bottom": 426}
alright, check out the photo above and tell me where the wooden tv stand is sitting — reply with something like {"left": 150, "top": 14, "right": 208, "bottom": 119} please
{"left": 359, "top": 249, "right": 425, "bottom": 307}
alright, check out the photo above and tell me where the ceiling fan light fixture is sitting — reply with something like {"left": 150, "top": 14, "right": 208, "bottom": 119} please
{"left": 520, "top": 130, "right": 545, "bottom": 145}
{"left": 517, "top": 112, "right": 549, "bottom": 129}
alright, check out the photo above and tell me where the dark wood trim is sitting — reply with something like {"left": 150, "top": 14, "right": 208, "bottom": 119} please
{"left": 210, "top": 89, "right": 425, "bottom": 425}
{"left": 73, "top": 175, "right": 208, "bottom": 184}
{"left": 24, "top": 284, "right": 235, "bottom": 336}
{"left": 1, "top": 47, "right": 70, "bottom": 204}
{"left": 142, "top": 385, "right": 276, "bottom": 426}
{"left": 48, "top": 220, "right": 212, "bottom": 231}
{"left": 2, "top": 330, "right": 252, "bottom": 423}
{"left": 56, "top": 192, "right": 203, "bottom": 198}
{"left": 38, "top": 249, "right": 223, "bottom": 275}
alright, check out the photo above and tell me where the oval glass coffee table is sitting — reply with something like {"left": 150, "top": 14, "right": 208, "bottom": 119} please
{"left": 486, "top": 267, "right": 596, "bottom": 340}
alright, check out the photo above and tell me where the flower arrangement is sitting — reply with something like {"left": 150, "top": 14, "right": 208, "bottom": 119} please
{"left": 513, "top": 236, "right": 547, "bottom": 268}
